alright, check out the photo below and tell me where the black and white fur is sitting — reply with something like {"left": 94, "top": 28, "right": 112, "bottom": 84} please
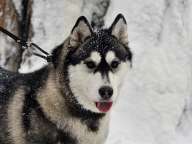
{"left": 0, "top": 14, "right": 132, "bottom": 144}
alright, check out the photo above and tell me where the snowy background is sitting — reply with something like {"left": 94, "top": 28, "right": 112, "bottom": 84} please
{"left": 1, "top": 0, "right": 192, "bottom": 144}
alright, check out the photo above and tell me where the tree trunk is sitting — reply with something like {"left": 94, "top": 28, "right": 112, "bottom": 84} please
{"left": 0, "top": 0, "right": 20, "bottom": 72}
{"left": 19, "top": 0, "right": 111, "bottom": 73}
{"left": 0, "top": 0, "right": 110, "bottom": 72}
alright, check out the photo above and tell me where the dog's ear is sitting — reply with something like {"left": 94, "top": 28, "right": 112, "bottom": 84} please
{"left": 69, "top": 16, "right": 93, "bottom": 47}
{"left": 109, "top": 14, "right": 128, "bottom": 45}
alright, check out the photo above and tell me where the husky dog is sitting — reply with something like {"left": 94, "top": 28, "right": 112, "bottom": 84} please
{"left": 0, "top": 14, "right": 132, "bottom": 144}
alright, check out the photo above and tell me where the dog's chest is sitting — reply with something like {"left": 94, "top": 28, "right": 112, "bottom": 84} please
{"left": 63, "top": 117, "right": 109, "bottom": 144}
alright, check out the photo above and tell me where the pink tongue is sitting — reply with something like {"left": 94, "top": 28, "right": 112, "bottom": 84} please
{"left": 95, "top": 102, "right": 113, "bottom": 113}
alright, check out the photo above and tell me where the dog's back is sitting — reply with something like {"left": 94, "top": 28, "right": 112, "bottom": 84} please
{"left": 0, "top": 67, "right": 18, "bottom": 102}
{"left": 0, "top": 67, "right": 48, "bottom": 105}
{"left": 0, "top": 67, "right": 20, "bottom": 144}
{"left": 0, "top": 67, "right": 52, "bottom": 144}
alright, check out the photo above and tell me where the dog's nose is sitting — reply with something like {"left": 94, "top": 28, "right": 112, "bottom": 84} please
{"left": 99, "top": 86, "right": 113, "bottom": 100}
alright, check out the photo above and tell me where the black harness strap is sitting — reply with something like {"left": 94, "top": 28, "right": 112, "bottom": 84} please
{"left": 0, "top": 26, "right": 52, "bottom": 63}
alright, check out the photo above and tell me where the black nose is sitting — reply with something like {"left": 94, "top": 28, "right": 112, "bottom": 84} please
{"left": 99, "top": 86, "right": 113, "bottom": 100}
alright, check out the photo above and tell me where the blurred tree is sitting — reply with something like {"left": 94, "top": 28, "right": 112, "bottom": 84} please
{"left": 82, "top": 0, "right": 110, "bottom": 29}
{"left": 0, "top": 0, "right": 20, "bottom": 72}
{"left": 0, "top": 0, "right": 110, "bottom": 72}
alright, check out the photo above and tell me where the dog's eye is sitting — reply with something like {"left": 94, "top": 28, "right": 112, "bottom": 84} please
{"left": 111, "top": 61, "right": 120, "bottom": 69}
{"left": 85, "top": 61, "right": 96, "bottom": 69}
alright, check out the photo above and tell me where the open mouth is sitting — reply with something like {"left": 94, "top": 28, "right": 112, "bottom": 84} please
{"left": 95, "top": 101, "right": 113, "bottom": 113}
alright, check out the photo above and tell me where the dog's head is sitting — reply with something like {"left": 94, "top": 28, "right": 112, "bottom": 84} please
{"left": 52, "top": 14, "right": 132, "bottom": 113}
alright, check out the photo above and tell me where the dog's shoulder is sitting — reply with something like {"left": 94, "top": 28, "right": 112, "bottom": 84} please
{"left": 0, "top": 67, "right": 20, "bottom": 105}
{"left": 0, "top": 66, "right": 49, "bottom": 105}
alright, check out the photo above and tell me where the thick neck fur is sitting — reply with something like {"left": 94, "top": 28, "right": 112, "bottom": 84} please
{"left": 36, "top": 66, "right": 110, "bottom": 143}
{"left": 37, "top": 65, "right": 108, "bottom": 131}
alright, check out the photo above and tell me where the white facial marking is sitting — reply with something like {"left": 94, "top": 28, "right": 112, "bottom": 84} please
{"left": 68, "top": 52, "right": 130, "bottom": 113}
{"left": 107, "top": 62, "right": 130, "bottom": 102}
{"left": 88, "top": 51, "right": 101, "bottom": 64}
{"left": 106, "top": 51, "right": 116, "bottom": 64}
{"left": 68, "top": 63, "right": 102, "bottom": 113}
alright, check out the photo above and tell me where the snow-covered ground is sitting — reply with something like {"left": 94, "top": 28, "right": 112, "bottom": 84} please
{"left": 7, "top": 0, "right": 192, "bottom": 143}
{"left": 106, "top": 0, "right": 192, "bottom": 144}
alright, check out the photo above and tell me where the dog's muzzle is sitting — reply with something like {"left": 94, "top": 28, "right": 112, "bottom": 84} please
{"left": 95, "top": 86, "right": 113, "bottom": 113}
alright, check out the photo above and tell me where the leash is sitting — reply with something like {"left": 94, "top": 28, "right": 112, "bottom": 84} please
{"left": 0, "top": 26, "right": 52, "bottom": 63}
